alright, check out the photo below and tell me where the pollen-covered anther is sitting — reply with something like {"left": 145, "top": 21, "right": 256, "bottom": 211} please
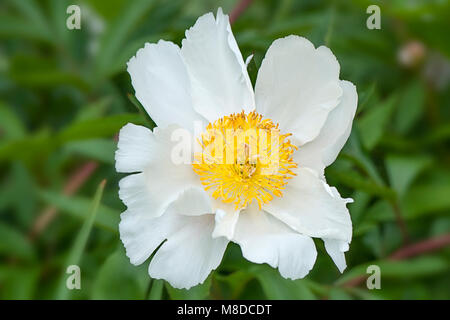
{"left": 192, "top": 111, "right": 298, "bottom": 210}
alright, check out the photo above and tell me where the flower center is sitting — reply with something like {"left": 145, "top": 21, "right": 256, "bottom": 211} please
{"left": 192, "top": 111, "right": 297, "bottom": 210}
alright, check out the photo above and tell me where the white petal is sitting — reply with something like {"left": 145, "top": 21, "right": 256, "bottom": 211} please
{"left": 264, "top": 167, "right": 352, "bottom": 243}
{"left": 148, "top": 207, "right": 228, "bottom": 289}
{"left": 117, "top": 124, "right": 202, "bottom": 218}
{"left": 127, "top": 40, "right": 206, "bottom": 132}
{"left": 245, "top": 54, "right": 254, "bottom": 66}
{"left": 115, "top": 123, "right": 154, "bottom": 173}
{"left": 324, "top": 238, "right": 349, "bottom": 273}
{"left": 171, "top": 187, "right": 213, "bottom": 216}
{"left": 294, "top": 80, "right": 358, "bottom": 175}
{"left": 120, "top": 189, "right": 228, "bottom": 289}
{"left": 212, "top": 199, "right": 240, "bottom": 240}
{"left": 148, "top": 219, "right": 228, "bottom": 289}
{"left": 255, "top": 35, "right": 343, "bottom": 145}
{"left": 119, "top": 208, "right": 177, "bottom": 265}
{"left": 118, "top": 173, "right": 153, "bottom": 220}
{"left": 232, "top": 205, "right": 317, "bottom": 280}
{"left": 181, "top": 8, "right": 254, "bottom": 122}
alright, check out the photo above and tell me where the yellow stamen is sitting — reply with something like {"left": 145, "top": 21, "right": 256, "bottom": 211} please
{"left": 192, "top": 111, "right": 298, "bottom": 210}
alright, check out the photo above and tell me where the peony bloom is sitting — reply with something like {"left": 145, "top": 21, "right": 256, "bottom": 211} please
{"left": 116, "top": 8, "right": 357, "bottom": 289}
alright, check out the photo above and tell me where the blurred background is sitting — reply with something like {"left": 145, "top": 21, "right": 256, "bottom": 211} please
{"left": 0, "top": 0, "right": 449, "bottom": 300}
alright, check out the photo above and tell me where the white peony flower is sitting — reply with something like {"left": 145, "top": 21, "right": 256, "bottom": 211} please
{"left": 116, "top": 8, "right": 357, "bottom": 289}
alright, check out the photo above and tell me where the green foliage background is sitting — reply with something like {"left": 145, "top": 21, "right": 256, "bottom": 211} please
{"left": 0, "top": 0, "right": 449, "bottom": 300}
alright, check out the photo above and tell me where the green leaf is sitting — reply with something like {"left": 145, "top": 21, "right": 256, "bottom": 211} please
{"left": 95, "top": 0, "right": 157, "bottom": 77}
{"left": 214, "top": 270, "right": 254, "bottom": 299}
{"left": 1, "top": 162, "right": 37, "bottom": 226}
{"left": 9, "top": 55, "right": 90, "bottom": 90}
{"left": 165, "top": 276, "right": 212, "bottom": 300}
{"left": 55, "top": 180, "right": 106, "bottom": 299}
{"left": 422, "top": 123, "right": 450, "bottom": 146}
{"left": 0, "top": 222, "right": 35, "bottom": 261}
{"left": 342, "top": 133, "right": 385, "bottom": 185}
{"left": 107, "top": 34, "right": 164, "bottom": 77}
{"left": 127, "top": 93, "right": 155, "bottom": 128}
{"left": 0, "top": 14, "right": 51, "bottom": 42}
{"left": 344, "top": 287, "right": 384, "bottom": 300}
{"left": 0, "top": 0, "right": 51, "bottom": 42}
{"left": 328, "top": 287, "right": 354, "bottom": 300}
{"left": 92, "top": 247, "right": 149, "bottom": 299}
{"left": 385, "top": 154, "right": 432, "bottom": 197}
{"left": 63, "top": 139, "right": 116, "bottom": 164}
{"left": 250, "top": 265, "right": 316, "bottom": 300}
{"left": 357, "top": 94, "right": 398, "bottom": 150}
{"left": 0, "top": 266, "right": 40, "bottom": 299}
{"left": 0, "top": 102, "right": 26, "bottom": 140}
{"left": 349, "top": 191, "right": 372, "bottom": 224}
{"left": 337, "top": 256, "right": 448, "bottom": 286}
{"left": 0, "top": 129, "right": 52, "bottom": 163}
{"left": 58, "top": 113, "right": 143, "bottom": 142}
{"left": 327, "top": 167, "right": 396, "bottom": 200}
{"left": 148, "top": 279, "right": 164, "bottom": 300}
{"left": 354, "top": 200, "right": 397, "bottom": 236}
{"left": 74, "top": 98, "right": 112, "bottom": 122}
{"left": 394, "top": 81, "right": 425, "bottom": 134}
{"left": 356, "top": 82, "right": 378, "bottom": 115}
{"left": 403, "top": 183, "right": 450, "bottom": 219}
{"left": 0, "top": 113, "right": 142, "bottom": 163}
{"left": 7, "top": 0, "right": 51, "bottom": 37}
{"left": 48, "top": 0, "right": 72, "bottom": 46}
{"left": 430, "top": 217, "right": 450, "bottom": 236}
{"left": 38, "top": 190, "right": 119, "bottom": 233}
